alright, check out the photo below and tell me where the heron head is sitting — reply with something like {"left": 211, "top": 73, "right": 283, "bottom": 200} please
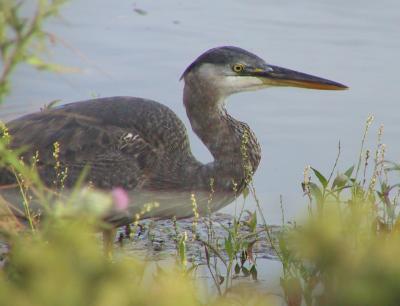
{"left": 181, "top": 46, "right": 348, "bottom": 97}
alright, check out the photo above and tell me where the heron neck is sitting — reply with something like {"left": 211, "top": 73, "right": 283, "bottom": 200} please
{"left": 183, "top": 82, "right": 261, "bottom": 190}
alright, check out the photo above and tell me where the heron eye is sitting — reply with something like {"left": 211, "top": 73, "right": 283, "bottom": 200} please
{"left": 232, "top": 64, "right": 245, "bottom": 73}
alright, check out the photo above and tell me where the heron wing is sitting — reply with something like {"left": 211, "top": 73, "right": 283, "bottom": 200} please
{"left": 2, "top": 97, "right": 188, "bottom": 189}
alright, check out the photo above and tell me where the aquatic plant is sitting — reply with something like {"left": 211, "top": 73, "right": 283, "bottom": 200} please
{"left": 278, "top": 117, "right": 400, "bottom": 306}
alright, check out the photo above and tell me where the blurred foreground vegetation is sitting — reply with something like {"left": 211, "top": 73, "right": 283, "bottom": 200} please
{"left": 2, "top": 1, "right": 400, "bottom": 306}
{"left": 0, "top": 216, "right": 274, "bottom": 306}
{"left": 2, "top": 114, "right": 400, "bottom": 306}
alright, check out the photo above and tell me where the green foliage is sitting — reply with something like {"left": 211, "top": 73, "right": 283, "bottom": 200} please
{"left": 177, "top": 230, "right": 188, "bottom": 267}
{"left": 0, "top": 0, "right": 69, "bottom": 103}
{"left": 287, "top": 206, "right": 400, "bottom": 306}
{"left": 278, "top": 117, "right": 400, "bottom": 306}
{"left": 198, "top": 208, "right": 263, "bottom": 295}
{"left": 0, "top": 219, "right": 204, "bottom": 306}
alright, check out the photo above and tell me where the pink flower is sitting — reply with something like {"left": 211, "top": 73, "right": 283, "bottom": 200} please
{"left": 112, "top": 187, "right": 129, "bottom": 211}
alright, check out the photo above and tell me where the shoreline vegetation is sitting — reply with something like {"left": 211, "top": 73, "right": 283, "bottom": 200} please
{"left": 1, "top": 2, "right": 400, "bottom": 306}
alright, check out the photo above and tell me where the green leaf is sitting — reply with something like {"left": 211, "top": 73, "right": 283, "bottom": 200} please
{"left": 240, "top": 250, "right": 247, "bottom": 266}
{"left": 311, "top": 167, "right": 328, "bottom": 188}
{"left": 242, "top": 186, "right": 249, "bottom": 199}
{"left": 224, "top": 234, "right": 234, "bottom": 260}
{"left": 26, "top": 55, "right": 79, "bottom": 73}
{"left": 332, "top": 173, "right": 348, "bottom": 190}
{"left": 178, "top": 234, "right": 187, "bottom": 266}
{"left": 386, "top": 163, "right": 400, "bottom": 172}
{"left": 41, "top": 99, "right": 61, "bottom": 111}
{"left": 309, "top": 182, "right": 324, "bottom": 208}
{"left": 250, "top": 264, "right": 258, "bottom": 280}
{"left": 245, "top": 211, "right": 257, "bottom": 232}
{"left": 234, "top": 263, "right": 241, "bottom": 275}
{"left": 344, "top": 165, "right": 355, "bottom": 178}
{"left": 278, "top": 235, "right": 289, "bottom": 259}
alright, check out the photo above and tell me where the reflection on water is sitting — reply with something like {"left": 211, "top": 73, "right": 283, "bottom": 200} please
{"left": 1, "top": 0, "right": 400, "bottom": 224}
{"left": 115, "top": 212, "right": 283, "bottom": 299}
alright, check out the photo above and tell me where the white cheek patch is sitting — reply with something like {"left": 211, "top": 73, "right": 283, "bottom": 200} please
{"left": 221, "top": 76, "right": 266, "bottom": 92}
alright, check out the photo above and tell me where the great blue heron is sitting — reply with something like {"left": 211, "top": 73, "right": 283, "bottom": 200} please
{"left": 0, "top": 46, "right": 347, "bottom": 228}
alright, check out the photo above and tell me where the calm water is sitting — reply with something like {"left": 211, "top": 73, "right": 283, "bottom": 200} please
{"left": 2, "top": 0, "right": 399, "bottom": 224}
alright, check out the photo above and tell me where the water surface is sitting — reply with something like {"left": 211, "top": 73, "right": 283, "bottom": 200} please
{"left": 2, "top": 0, "right": 400, "bottom": 224}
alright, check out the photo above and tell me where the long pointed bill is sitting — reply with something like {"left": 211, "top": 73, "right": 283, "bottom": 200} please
{"left": 255, "top": 64, "right": 348, "bottom": 90}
